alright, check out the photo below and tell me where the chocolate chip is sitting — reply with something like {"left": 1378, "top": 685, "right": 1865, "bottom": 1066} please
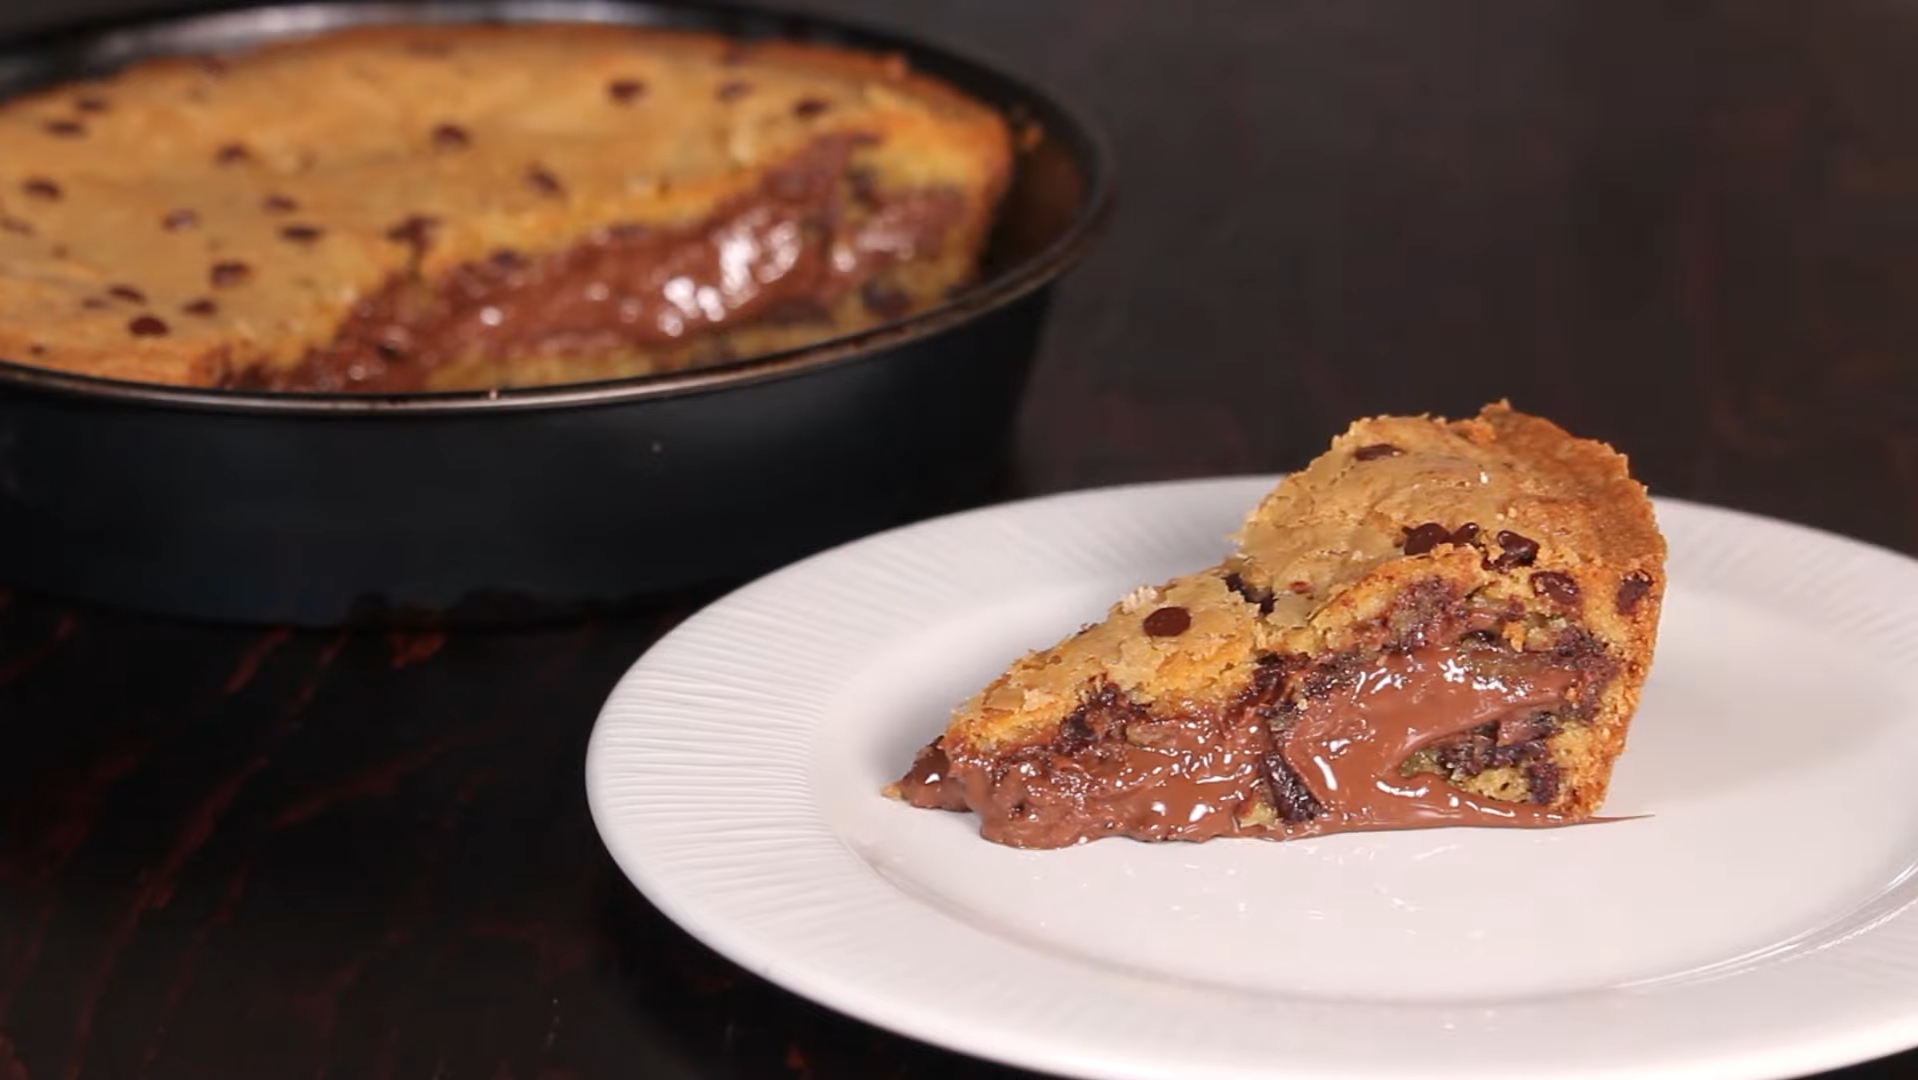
{"left": 279, "top": 225, "right": 323, "bottom": 244}
{"left": 214, "top": 142, "right": 251, "bottom": 166}
{"left": 1142, "top": 605, "right": 1192, "bottom": 637}
{"left": 26, "top": 342, "right": 46, "bottom": 356}
{"left": 1057, "top": 713, "right": 1096, "bottom": 751}
{"left": 50, "top": 244, "right": 68, "bottom": 259}
{"left": 127, "top": 315, "right": 169, "bottom": 337}
{"left": 716, "top": 80, "right": 751, "bottom": 102}
{"left": 1488, "top": 736, "right": 1549, "bottom": 771}
{"left": 525, "top": 166, "right": 564, "bottom": 197}
{"left": 197, "top": 56, "right": 230, "bottom": 77}
{"left": 859, "top": 280, "right": 912, "bottom": 319}
{"left": 1548, "top": 626, "right": 1606, "bottom": 666}
{"left": 1450, "top": 522, "right": 1480, "bottom": 546}
{"left": 1490, "top": 531, "right": 1540, "bottom": 570}
{"left": 384, "top": 213, "right": 439, "bottom": 251}
{"left": 1401, "top": 522, "right": 1453, "bottom": 556}
{"left": 1615, "top": 571, "right": 1653, "bottom": 616}
{"left": 431, "top": 123, "right": 471, "bottom": 150}
{"left": 209, "top": 260, "right": 253, "bottom": 287}
{"left": 1262, "top": 753, "right": 1325, "bottom": 823}
{"left": 792, "top": 97, "right": 831, "bottom": 119}
{"left": 107, "top": 284, "right": 147, "bottom": 303}
{"left": 486, "top": 248, "right": 527, "bottom": 270}
{"left": 1496, "top": 712, "right": 1559, "bottom": 747}
{"left": 80, "top": 297, "right": 109, "bottom": 310}
{"left": 1434, "top": 721, "right": 1565, "bottom": 782}
{"left": 162, "top": 208, "right": 199, "bottom": 231}
{"left": 608, "top": 78, "right": 646, "bottom": 103}
{"left": 21, "top": 178, "right": 61, "bottom": 201}
{"left": 0, "top": 216, "right": 32, "bottom": 236}
{"left": 1435, "top": 729, "right": 1496, "bottom": 777}
{"left": 1531, "top": 571, "right": 1580, "bottom": 606}
{"left": 1525, "top": 759, "right": 1562, "bottom": 805}
{"left": 719, "top": 43, "right": 749, "bottom": 65}
{"left": 73, "top": 95, "right": 109, "bottom": 113}
{"left": 1223, "top": 572, "right": 1277, "bottom": 615}
{"left": 181, "top": 298, "right": 218, "bottom": 317}
{"left": 42, "top": 119, "right": 84, "bottom": 138}
{"left": 261, "top": 194, "right": 298, "bottom": 213}
{"left": 1354, "top": 443, "right": 1402, "bottom": 461}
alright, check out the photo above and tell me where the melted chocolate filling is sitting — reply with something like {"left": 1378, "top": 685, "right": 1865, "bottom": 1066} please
{"left": 229, "top": 135, "right": 966, "bottom": 393}
{"left": 1267, "top": 640, "right": 1583, "bottom": 836}
{"left": 897, "top": 602, "right": 1618, "bottom": 849}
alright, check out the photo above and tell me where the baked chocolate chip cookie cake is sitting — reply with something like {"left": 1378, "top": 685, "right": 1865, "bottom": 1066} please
{"left": 891, "top": 403, "right": 1667, "bottom": 848}
{"left": 0, "top": 23, "right": 1011, "bottom": 391}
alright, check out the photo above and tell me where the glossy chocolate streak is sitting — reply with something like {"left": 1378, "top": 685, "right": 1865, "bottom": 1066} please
{"left": 236, "top": 137, "right": 966, "bottom": 392}
{"left": 1275, "top": 645, "right": 1576, "bottom": 835}
{"left": 958, "top": 685, "right": 1277, "bottom": 849}
{"left": 901, "top": 635, "right": 1606, "bottom": 849}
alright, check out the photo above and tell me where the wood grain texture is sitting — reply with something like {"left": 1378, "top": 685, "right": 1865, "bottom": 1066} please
{"left": 3, "top": 1, "right": 1917, "bottom": 1077}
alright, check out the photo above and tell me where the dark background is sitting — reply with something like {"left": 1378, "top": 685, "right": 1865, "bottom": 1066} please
{"left": 5, "top": 1, "right": 1918, "bottom": 1078}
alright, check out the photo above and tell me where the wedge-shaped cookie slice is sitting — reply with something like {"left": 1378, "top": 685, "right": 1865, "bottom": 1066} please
{"left": 890, "top": 402, "right": 1667, "bottom": 848}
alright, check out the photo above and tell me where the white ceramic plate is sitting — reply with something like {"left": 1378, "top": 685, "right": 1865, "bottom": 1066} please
{"left": 586, "top": 477, "right": 1918, "bottom": 1080}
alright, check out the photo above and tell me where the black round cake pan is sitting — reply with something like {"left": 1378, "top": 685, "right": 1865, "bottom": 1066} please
{"left": 0, "top": 0, "right": 1111, "bottom": 627}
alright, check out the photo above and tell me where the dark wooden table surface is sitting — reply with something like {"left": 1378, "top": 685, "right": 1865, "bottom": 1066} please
{"left": 5, "top": 1, "right": 1918, "bottom": 1077}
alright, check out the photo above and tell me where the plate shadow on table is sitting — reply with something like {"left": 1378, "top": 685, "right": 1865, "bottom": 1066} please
{"left": 589, "top": 866, "right": 1053, "bottom": 1080}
